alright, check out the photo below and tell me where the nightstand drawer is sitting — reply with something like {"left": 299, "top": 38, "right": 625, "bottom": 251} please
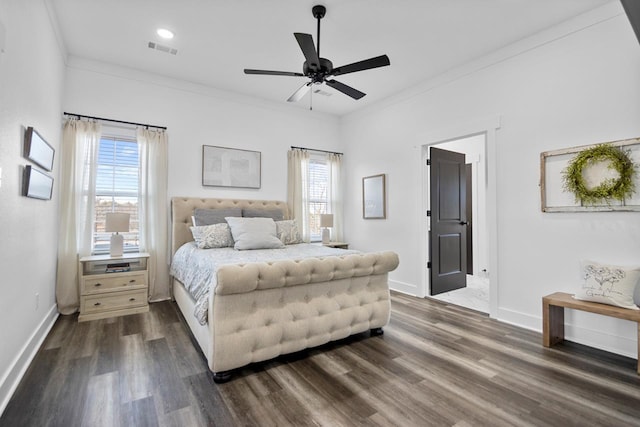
{"left": 82, "top": 289, "right": 147, "bottom": 314}
{"left": 83, "top": 273, "right": 146, "bottom": 294}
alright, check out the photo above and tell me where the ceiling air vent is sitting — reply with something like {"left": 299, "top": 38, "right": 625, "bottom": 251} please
{"left": 148, "top": 42, "right": 177, "bottom": 55}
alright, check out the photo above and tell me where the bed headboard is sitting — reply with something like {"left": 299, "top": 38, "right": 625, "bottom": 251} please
{"left": 170, "top": 197, "right": 290, "bottom": 254}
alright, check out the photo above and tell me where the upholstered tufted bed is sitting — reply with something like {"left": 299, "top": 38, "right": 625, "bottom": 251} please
{"left": 170, "top": 197, "right": 399, "bottom": 382}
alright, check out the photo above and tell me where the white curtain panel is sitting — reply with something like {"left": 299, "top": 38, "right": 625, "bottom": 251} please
{"left": 137, "top": 128, "right": 170, "bottom": 301}
{"left": 287, "top": 149, "right": 311, "bottom": 242}
{"left": 56, "top": 119, "right": 101, "bottom": 315}
{"left": 328, "top": 153, "right": 343, "bottom": 242}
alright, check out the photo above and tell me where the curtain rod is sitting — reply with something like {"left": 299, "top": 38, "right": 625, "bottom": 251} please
{"left": 63, "top": 112, "right": 167, "bottom": 130}
{"left": 290, "top": 146, "right": 343, "bottom": 155}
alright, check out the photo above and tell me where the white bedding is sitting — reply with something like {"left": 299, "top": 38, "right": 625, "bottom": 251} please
{"left": 170, "top": 242, "right": 358, "bottom": 324}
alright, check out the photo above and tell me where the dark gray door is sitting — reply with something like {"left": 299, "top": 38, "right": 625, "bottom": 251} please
{"left": 429, "top": 147, "right": 467, "bottom": 295}
{"left": 466, "top": 163, "right": 473, "bottom": 274}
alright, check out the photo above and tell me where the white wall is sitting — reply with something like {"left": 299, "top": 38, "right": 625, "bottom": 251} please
{"left": 342, "top": 2, "right": 640, "bottom": 357}
{"left": 0, "top": 0, "right": 65, "bottom": 414}
{"left": 63, "top": 58, "right": 342, "bottom": 203}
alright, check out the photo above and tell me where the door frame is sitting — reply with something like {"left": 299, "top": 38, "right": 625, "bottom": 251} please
{"left": 419, "top": 116, "right": 501, "bottom": 318}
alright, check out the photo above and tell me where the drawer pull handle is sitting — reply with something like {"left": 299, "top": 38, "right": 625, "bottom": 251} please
{"left": 94, "top": 302, "right": 101, "bottom": 306}
{"left": 129, "top": 279, "right": 136, "bottom": 283}
{"left": 129, "top": 298, "right": 136, "bottom": 302}
{"left": 94, "top": 283, "right": 102, "bottom": 287}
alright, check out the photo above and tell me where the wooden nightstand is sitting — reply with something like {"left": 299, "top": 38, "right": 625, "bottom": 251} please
{"left": 78, "top": 252, "right": 150, "bottom": 322}
{"left": 323, "top": 242, "right": 349, "bottom": 249}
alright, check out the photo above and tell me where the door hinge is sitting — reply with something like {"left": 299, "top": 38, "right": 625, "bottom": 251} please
{"left": 426, "top": 159, "right": 431, "bottom": 166}
{"left": 427, "top": 262, "right": 432, "bottom": 269}
{"left": 426, "top": 210, "right": 431, "bottom": 217}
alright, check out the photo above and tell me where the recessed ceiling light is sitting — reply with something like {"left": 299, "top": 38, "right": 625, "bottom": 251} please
{"left": 157, "top": 28, "right": 174, "bottom": 39}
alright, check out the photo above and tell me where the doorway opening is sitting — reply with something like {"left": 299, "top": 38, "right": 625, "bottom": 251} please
{"left": 425, "top": 133, "right": 489, "bottom": 313}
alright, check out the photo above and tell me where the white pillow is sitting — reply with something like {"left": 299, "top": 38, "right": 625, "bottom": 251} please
{"left": 225, "top": 217, "right": 285, "bottom": 250}
{"left": 573, "top": 260, "right": 640, "bottom": 310}
{"left": 190, "top": 223, "right": 234, "bottom": 249}
{"left": 276, "top": 220, "right": 303, "bottom": 245}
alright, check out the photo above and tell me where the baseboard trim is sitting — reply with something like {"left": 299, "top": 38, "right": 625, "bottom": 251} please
{"left": 0, "top": 304, "right": 58, "bottom": 417}
{"left": 389, "top": 279, "right": 418, "bottom": 296}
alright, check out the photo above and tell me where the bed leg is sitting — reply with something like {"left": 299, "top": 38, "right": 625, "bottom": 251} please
{"left": 212, "top": 370, "right": 232, "bottom": 383}
{"left": 370, "top": 327, "right": 384, "bottom": 336}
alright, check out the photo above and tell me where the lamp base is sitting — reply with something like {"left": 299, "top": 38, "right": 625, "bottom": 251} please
{"left": 322, "top": 228, "right": 330, "bottom": 244}
{"left": 110, "top": 233, "right": 124, "bottom": 257}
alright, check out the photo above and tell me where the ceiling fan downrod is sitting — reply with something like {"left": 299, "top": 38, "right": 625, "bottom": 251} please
{"left": 312, "top": 5, "right": 326, "bottom": 58}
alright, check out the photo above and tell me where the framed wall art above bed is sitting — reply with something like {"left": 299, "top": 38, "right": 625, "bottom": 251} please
{"left": 202, "top": 145, "right": 261, "bottom": 189}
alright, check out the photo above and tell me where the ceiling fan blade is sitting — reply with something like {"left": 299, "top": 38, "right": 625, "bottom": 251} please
{"left": 332, "top": 55, "right": 390, "bottom": 76}
{"left": 287, "top": 82, "right": 312, "bottom": 102}
{"left": 326, "top": 79, "right": 366, "bottom": 100}
{"left": 294, "top": 33, "right": 320, "bottom": 70}
{"left": 244, "top": 69, "right": 305, "bottom": 77}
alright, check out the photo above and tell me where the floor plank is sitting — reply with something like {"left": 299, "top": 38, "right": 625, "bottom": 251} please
{"left": 2, "top": 293, "right": 640, "bottom": 427}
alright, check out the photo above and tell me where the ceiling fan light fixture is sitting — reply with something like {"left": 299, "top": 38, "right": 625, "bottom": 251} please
{"left": 156, "top": 28, "right": 174, "bottom": 39}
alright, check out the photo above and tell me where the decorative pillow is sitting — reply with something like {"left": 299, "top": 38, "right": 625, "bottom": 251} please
{"left": 225, "top": 217, "right": 285, "bottom": 250}
{"left": 193, "top": 208, "right": 242, "bottom": 226}
{"left": 573, "top": 260, "right": 640, "bottom": 310}
{"left": 241, "top": 208, "right": 285, "bottom": 221}
{"left": 190, "top": 223, "right": 234, "bottom": 249}
{"left": 276, "top": 220, "right": 303, "bottom": 245}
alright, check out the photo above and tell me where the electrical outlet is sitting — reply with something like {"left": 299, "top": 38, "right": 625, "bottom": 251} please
{"left": 35, "top": 292, "right": 39, "bottom": 310}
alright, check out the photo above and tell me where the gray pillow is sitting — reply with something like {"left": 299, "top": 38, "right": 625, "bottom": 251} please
{"left": 193, "top": 208, "right": 241, "bottom": 226}
{"left": 241, "top": 208, "right": 284, "bottom": 221}
{"left": 225, "top": 217, "right": 285, "bottom": 250}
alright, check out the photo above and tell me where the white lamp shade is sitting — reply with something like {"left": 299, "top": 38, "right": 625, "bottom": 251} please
{"left": 320, "top": 214, "right": 333, "bottom": 228}
{"left": 105, "top": 213, "right": 130, "bottom": 233}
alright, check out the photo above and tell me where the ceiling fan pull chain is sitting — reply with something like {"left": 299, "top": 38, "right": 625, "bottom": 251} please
{"left": 310, "top": 87, "right": 313, "bottom": 111}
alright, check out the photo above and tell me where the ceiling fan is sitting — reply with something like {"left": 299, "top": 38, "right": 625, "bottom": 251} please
{"left": 244, "top": 4, "right": 390, "bottom": 103}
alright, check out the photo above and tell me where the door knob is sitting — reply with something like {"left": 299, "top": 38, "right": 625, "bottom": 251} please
{"left": 459, "top": 221, "right": 468, "bottom": 225}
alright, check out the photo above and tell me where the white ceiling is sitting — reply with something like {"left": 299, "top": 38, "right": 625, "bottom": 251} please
{"left": 49, "top": 0, "right": 612, "bottom": 116}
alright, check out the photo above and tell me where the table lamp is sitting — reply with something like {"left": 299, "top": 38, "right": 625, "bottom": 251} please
{"left": 105, "top": 212, "right": 130, "bottom": 257}
{"left": 320, "top": 214, "right": 333, "bottom": 244}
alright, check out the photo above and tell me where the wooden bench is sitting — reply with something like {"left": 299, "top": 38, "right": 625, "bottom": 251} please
{"left": 542, "top": 292, "right": 640, "bottom": 374}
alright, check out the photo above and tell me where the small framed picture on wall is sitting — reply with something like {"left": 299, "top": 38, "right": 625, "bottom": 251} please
{"left": 362, "top": 173, "right": 386, "bottom": 219}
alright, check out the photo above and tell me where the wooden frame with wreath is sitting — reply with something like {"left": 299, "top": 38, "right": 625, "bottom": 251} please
{"left": 540, "top": 137, "right": 640, "bottom": 212}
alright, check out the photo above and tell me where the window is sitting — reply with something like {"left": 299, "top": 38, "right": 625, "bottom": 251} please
{"left": 308, "top": 154, "right": 329, "bottom": 241}
{"left": 93, "top": 136, "right": 139, "bottom": 254}
{"left": 288, "top": 148, "right": 342, "bottom": 243}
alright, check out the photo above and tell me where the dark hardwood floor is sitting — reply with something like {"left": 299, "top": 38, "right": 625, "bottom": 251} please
{"left": 2, "top": 291, "right": 640, "bottom": 426}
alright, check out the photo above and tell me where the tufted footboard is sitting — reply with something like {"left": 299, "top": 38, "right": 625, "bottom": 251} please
{"left": 203, "top": 251, "right": 399, "bottom": 375}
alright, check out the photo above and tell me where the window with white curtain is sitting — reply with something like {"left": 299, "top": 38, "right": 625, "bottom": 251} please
{"left": 93, "top": 134, "right": 139, "bottom": 254}
{"left": 288, "top": 148, "right": 342, "bottom": 243}
{"left": 308, "top": 154, "right": 329, "bottom": 241}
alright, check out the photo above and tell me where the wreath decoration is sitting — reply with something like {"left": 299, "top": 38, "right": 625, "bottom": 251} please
{"left": 562, "top": 143, "right": 637, "bottom": 206}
